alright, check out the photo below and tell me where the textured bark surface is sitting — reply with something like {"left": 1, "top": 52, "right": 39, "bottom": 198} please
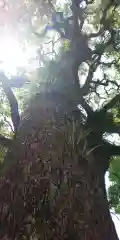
{"left": 0, "top": 92, "right": 119, "bottom": 240}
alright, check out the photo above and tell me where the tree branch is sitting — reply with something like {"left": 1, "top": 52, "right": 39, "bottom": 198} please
{"left": 88, "top": 28, "right": 104, "bottom": 38}
{"left": 103, "top": 94, "right": 120, "bottom": 112}
{"left": 0, "top": 134, "right": 12, "bottom": 148}
{"left": 71, "top": 0, "right": 84, "bottom": 35}
{"left": 0, "top": 73, "right": 20, "bottom": 132}
{"left": 81, "top": 66, "right": 94, "bottom": 96}
{"left": 79, "top": 97, "right": 93, "bottom": 115}
{"left": 100, "top": 61, "right": 115, "bottom": 67}
{"left": 86, "top": 0, "right": 95, "bottom": 4}
{"left": 104, "top": 141, "right": 120, "bottom": 157}
{"left": 105, "top": 123, "right": 120, "bottom": 135}
{"left": 91, "top": 78, "right": 120, "bottom": 90}
{"left": 81, "top": 58, "right": 100, "bottom": 96}
{"left": 100, "top": 0, "right": 114, "bottom": 26}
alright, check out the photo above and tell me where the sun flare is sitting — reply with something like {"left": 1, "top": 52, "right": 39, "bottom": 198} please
{"left": 0, "top": 30, "right": 38, "bottom": 75}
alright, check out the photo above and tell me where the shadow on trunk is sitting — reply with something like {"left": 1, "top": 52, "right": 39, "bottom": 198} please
{"left": 0, "top": 92, "right": 119, "bottom": 240}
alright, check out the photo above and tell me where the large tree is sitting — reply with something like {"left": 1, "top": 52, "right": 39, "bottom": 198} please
{"left": 0, "top": 0, "right": 120, "bottom": 239}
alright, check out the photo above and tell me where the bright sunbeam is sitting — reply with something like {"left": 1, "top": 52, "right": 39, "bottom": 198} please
{"left": 0, "top": 37, "right": 25, "bottom": 74}
{"left": 0, "top": 29, "right": 38, "bottom": 75}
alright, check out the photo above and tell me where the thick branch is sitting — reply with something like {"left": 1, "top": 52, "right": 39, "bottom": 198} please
{"left": 103, "top": 94, "right": 120, "bottom": 112}
{"left": 81, "top": 66, "right": 94, "bottom": 96}
{"left": 0, "top": 134, "right": 12, "bottom": 148}
{"left": 104, "top": 141, "right": 120, "bottom": 157}
{"left": 79, "top": 97, "right": 93, "bottom": 115}
{"left": 105, "top": 123, "right": 120, "bottom": 135}
{"left": 71, "top": 0, "right": 84, "bottom": 35}
{"left": 81, "top": 58, "right": 100, "bottom": 96}
{"left": 0, "top": 73, "right": 20, "bottom": 132}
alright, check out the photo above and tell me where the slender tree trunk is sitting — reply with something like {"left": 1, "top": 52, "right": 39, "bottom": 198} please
{"left": 0, "top": 92, "right": 119, "bottom": 240}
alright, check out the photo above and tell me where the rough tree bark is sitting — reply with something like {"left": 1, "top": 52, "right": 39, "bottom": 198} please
{"left": 0, "top": 0, "right": 119, "bottom": 238}
{"left": 0, "top": 91, "right": 119, "bottom": 240}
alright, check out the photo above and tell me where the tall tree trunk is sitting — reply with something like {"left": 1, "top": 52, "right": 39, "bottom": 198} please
{"left": 0, "top": 92, "right": 119, "bottom": 240}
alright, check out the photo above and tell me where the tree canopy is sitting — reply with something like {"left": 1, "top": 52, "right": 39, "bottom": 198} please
{"left": 0, "top": 0, "right": 120, "bottom": 238}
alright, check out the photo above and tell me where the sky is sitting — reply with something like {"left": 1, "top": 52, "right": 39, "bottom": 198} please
{"left": 0, "top": 27, "right": 39, "bottom": 76}
{"left": 112, "top": 214, "right": 120, "bottom": 238}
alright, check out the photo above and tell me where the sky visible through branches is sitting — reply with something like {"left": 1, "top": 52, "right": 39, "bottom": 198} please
{"left": 0, "top": 0, "right": 119, "bottom": 237}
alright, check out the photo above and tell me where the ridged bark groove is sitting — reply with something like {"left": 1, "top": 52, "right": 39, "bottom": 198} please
{"left": 0, "top": 93, "right": 118, "bottom": 240}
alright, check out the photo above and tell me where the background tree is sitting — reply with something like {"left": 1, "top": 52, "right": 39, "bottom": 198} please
{"left": 0, "top": 0, "right": 120, "bottom": 239}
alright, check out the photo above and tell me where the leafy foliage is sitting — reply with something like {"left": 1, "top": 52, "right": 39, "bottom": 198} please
{"left": 109, "top": 157, "right": 120, "bottom": 214}
{"left": 0, "top": 0, "right": 120, "bottom": 238}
